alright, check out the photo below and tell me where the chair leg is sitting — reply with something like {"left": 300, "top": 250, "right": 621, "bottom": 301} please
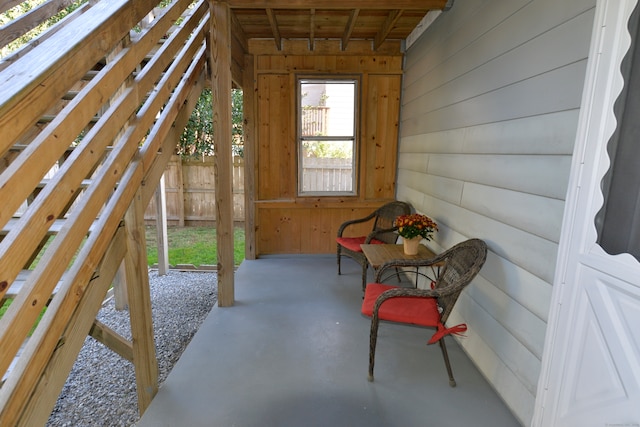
{"left": 368, "top": 313, "right": 380, "bottom": 382}
{"left": 337, "top": 245, "right": 342, "bottom": 275}
{"left": 438, "top": 337, "right": 456, "bottom": 387}
{"left": 361, "top": 262, "right": 368, "bottom": 291}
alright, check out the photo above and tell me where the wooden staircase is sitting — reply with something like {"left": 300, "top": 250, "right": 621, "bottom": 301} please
{"left": 0, "top": 1, "right": 210, "bottom": 425}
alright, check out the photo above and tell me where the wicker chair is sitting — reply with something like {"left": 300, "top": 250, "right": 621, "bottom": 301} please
{"left": 361, "top": 238, "right": 488, "bottom": 386}
{"left": 336, "top": 201, "right": 411, "bottom": 290}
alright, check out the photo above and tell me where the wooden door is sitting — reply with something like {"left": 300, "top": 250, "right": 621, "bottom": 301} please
{"left": 534, "top": 1, "right": 640, "bottom": 425}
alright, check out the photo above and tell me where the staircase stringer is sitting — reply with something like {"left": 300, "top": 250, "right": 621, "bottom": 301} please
{"left": 0, "top": 1, "right": 211, "bottom": 425}
{"left": 15, "top": 225, "right": 129, "bottom": 427}
{"left": 10, "top": 63, "right": 207, "bottom": 422}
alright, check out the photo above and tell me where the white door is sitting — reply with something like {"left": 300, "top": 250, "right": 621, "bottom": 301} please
{"left": 534, "top": 1, "right": 640, "bottom": 426}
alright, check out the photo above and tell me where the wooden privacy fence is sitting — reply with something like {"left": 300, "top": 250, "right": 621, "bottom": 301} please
{"left": 145, "top": 155, "right": 354, "bottom": 224}
{"left": 145, "top": 155, "right": 245, "bottom": 225}
{"left": 300, "top": 157, "right": 353, "bottom": 192}
{"left": 301, "top": 106, "right": 329, "bottom": 136}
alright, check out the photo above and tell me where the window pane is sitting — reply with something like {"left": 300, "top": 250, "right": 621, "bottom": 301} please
{"left": 299, "top": 79, "right": 357, "bottom": 195}
{"left": 300, "top": 81, "right": 355, "bottom": 137}
{"left": 300, "top": 140, "right": 353, "bottom": 193}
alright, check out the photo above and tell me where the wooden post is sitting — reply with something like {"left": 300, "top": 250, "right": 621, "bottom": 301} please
{"left": 210, "top": 0, "right": 234, "bottom": 306}
{"left": 175, "top": 157, "right": 185, "bottom": 227}
{"left": 243, "top": 53, "right": 256, "bottom": 260}
{"left": 113, "top": 261, "right": 129, "bottom": 310}
{"left": 155, "top": 173, "right": 169, "bottom": 275}
{"left": 123, "top": 190, "right": 158, "bottom": 414}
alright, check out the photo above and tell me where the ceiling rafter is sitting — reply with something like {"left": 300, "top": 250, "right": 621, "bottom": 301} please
{"left": 342, "top": 8, "right": 359, "bottom": 51}
{"left": 229, "top": 1, "right": 450, "bottom": 53}
{"left": 374, "top": 9, "right": 403, "bottom": 50}
{"left": 265, "top": 8, "right": 282, "bottom": 51}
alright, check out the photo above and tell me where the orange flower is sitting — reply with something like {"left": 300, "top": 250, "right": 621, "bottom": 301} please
{"left": 394, "top": 213, "right": 438, "bottom": 240}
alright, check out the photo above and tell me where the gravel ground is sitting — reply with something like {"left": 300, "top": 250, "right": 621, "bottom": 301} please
{"left": 46, "top": 270, "right": 217, "bottom": 427}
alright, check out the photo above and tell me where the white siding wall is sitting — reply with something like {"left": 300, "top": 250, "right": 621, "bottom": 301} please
{"left": 398, "top": 0, "right": 596, "bottom": 424}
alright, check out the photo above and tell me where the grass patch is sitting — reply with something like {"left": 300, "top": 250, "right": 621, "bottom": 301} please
{"left": 145, "top": 225, "right": 245, "bottom": 267}
{"left": 1, "top": 226, "right": 245, "bottom": 323}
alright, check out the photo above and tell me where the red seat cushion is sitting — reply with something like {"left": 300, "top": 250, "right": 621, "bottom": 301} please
{"left": 361, "top": 283, "right": 467, "bottom": 344}
{"left": 361, "top": 283, "right": 440, "bottom": 327}
{"left": 336, "top": 236, "right": 384, "bottom": 252}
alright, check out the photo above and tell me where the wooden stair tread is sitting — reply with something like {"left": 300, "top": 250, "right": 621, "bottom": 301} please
{"left": 8, "top": 144, "right": 113, "bottom": 152}
{"left": 3, "top": 270, "right": 65, "bottom": 301}
{"left": 2, "top": 342, "right": 27, "bottom": 386}
{"left": 1, "top": 217, "right": 98, "bottom": 236}
{"left": 36, "top": 178, "right": 92, "bottom": 189}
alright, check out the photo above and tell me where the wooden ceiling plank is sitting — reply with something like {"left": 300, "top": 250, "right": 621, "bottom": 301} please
{"left": 342, "top": 8, "right": 359, "bottom": 51}
{"left": 265, "top": 8, "right": 282, "bottom": 51}
{"left": 374, "top": 9, "right": 402, "bottom": 51}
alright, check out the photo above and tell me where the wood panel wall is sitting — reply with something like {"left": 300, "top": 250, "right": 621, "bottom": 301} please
{"left": 397, "top": 0, "right": 596, "bottom": 424}
{"left": 250, "top": 40, "right": 404, "bottom": 254}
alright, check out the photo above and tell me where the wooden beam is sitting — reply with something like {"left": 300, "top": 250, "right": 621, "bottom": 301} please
{"left": 374, "top": 9, "right": 403, "bottom": 51}
{"left": 230, "top": 10, "right": 249, "bottom": 84}
{"left": 113, "top": 261, "right": 129, "bottom": 310}
{"left": 242, "top": 53, "right": 256, "bottom": 260}
{"left": 265, "top": 8, "right": 282, "bottom": 51}
{"left": 248, "top": 38, "right": 403, "bottom": 56}
{"left": 231, "top": 53, "right": 244, "bottom": 87}
{"left": 176, "top": 158, "right": 186, "bottom": 227}
{"left": 210, "top": 1, "right": 235, "bottom": 306}
{"left": 154, "top": 174, "right": 169, "bottom": 275}
{"left": 230, "top": 10, "right": 248, "bottom": 53}
{"left": 227, "top": 0, "right": 447, "bottom": 9}
{"left": 124, "top": 189, "right": 158, "bottom": 414}
{"left": 89, "top": 320, "right": 134, "bottom": 362}
{"left": 342, "top": 8, "right": 359, "bottom": 51}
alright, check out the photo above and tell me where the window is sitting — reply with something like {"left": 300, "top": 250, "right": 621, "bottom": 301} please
{"left": 298, "top": 78, "right": 357, "bottom": 195}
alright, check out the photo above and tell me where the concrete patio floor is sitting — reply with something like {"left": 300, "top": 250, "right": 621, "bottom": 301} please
{"left": 136, "top": 255, "right": 521, "bottom": 427}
